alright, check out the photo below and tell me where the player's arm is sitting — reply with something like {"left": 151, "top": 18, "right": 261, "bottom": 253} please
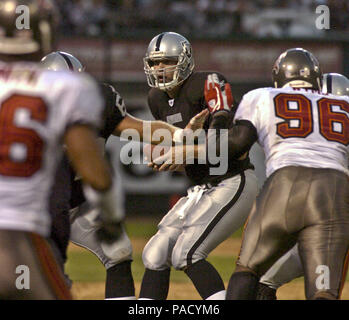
{"left": 217, "top": 120, "right": 257, "bottom": 159}
{"left": 207, "top": 76, "right": 260, "bottom": 161}
{"left": 205, "top": 73, "right": 250, "bottom": 160}
{"left": 149, "top": 122, "right": 257, "bottom": 171}
{"left": 112, "top": 113, "right": 178, "bottom": 144}
{"left": 64, "top": 124, "right": 112, "bottom": 191}
{"left": 102, "top": 84, "right": 190, "bottom": 145}
{"left": 112, "top": 111, "right": 208, "bottom": 145}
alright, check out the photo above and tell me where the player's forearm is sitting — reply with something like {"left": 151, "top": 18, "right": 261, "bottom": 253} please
{"left": 209, "top": 110, "right": 231, "bottom": 130}
{"left": 183, "top": 144, "right": 206, "bottom": 163}
{"left": 64, "top": 125, "right": 112, "bottom": 191}
{"left": 207, "top": 121, "right": 257, "bottom": 162}
{"left": 144, "top": 120, "right": 179, "bottom": 145}
{"left": 113, "top": 114, "right": 178, "bottom": 145}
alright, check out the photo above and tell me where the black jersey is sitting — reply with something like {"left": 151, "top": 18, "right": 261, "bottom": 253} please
{"left": 148, "top": 71, "right": 253, "bottom": 185}
{"left": 99, "top": 83, "right": 126, "bottom": 139}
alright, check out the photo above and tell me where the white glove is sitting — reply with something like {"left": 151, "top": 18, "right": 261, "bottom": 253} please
{"left": 83, "top": 181, "right": 124, "bottom": 243}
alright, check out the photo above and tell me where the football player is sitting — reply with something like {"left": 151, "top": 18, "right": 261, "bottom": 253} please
{"left": 213, "top": 48, "right": 349, "bottom": 300}
{"left": 322, "top": 72, "right": 349, "bottom": 96}
{"left": 41, "top": 51, "right": 208, "bottom": 299}
{"left": 0, "top": 0, "right": 123, "bottom": 299}
{"left": 139, "top": 32, "right": 259, "bottom": 300}
{"left": 256, "top": 72, "right": 349, "bottom": 300}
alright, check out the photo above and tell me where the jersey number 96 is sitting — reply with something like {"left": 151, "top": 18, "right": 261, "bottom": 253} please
{"left": 274, "top": 93, "right": 349, "bottom": 145}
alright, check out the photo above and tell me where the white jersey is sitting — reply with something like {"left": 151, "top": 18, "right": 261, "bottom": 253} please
{"left": 235, "top": 86, "right": 349, "bottom": 178}
{"left": 0, "top": 62, "right": 103, "bottom": 236}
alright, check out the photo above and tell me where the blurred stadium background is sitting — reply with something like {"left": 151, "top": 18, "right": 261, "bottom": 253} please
{"left": 53, "top": 0, "right": 349, "bottom": 299}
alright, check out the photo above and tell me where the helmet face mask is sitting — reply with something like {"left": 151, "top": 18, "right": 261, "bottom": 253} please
{"left": 272, "top": 48, "right": 322, "bottom": 90}
{"left": 144, "top": 32, "right": 194, "bottom": 91}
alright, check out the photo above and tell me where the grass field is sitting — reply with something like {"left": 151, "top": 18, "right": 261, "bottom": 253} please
{"left": 65, "top": 217, "right": 349, "bottom": 300}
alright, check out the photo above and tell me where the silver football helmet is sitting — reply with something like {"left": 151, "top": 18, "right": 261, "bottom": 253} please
{"left": 144, "top": 32, "right": 195, "bottom": 91}
{"left": 40, "top": 51, "right": 84, "bottom": 72}
{"left": 322, "top": 73, "right": 349, "bottom": 97}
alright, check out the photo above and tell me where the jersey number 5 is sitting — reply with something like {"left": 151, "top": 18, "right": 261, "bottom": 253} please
{"left": 274, "top": 93, "right": 349, "bottom": 145}
{"left": 0, "top": 94, "right": 47, "bottom": 177}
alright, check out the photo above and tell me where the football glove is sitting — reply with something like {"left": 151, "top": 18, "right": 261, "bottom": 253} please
{"left": 95, "top": 219, "right": 124, "bottom": 244}
{"left": 204, "top": 73, "right": 233, "bottom": 114}
{"left": 83, "top": 181, "right": 124, "bottom": 243}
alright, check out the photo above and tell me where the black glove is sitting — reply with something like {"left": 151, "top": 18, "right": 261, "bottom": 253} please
{"left": 95, "top": 220, "right": 124, "bottom": 244}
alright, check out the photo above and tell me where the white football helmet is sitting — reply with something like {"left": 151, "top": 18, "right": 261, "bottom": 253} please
{"left": 144, "top": 32, "right": 195, "bottom": 91}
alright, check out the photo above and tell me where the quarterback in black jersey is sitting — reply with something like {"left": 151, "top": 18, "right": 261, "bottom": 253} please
{"left": 138, "top": 32, "right": 258, "bottom": 300}
{"left": 43, "top": 51, "right": 206, "bottom": 299}
{"left": 148, "top": 70, "right": 254, "bottom": 185}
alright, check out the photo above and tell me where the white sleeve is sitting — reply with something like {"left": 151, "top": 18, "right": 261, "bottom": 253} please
{"left": 234, "top": 89, "right": 264, "bottom": 131}
{"left": 59, "top": 74, "right": 103, "bottom": 130}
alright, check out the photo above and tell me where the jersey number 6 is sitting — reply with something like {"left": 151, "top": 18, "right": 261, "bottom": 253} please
{"left": 274, "top": 93, "right": 349, "bottom": 145}
{"left": 0, "top": 94, "right": 47, "bottom": 177}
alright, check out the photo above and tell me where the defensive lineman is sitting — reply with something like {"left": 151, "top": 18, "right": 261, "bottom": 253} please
{"left": 0, "top": 0, "right": 123, "bottom": 299}
{"left": 256, "top": 72, "right": 349, "bottom": 300}
{"left": 221, "top": 48, "right": 349, "bottom": 300}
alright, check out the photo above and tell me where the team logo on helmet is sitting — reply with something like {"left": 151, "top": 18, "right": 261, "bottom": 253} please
{"left": 299, "top": 68, "right": 310, "bottom": 77}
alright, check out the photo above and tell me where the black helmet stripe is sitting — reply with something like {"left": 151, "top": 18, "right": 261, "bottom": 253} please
{"left": 326, "top": 74, "right": 332, "bottom": 94}
{"left": 58, "top": 52, "right": 74, "bottom": 71}
{"left": 155, "top": 33, "right": 166, "bottom": 51}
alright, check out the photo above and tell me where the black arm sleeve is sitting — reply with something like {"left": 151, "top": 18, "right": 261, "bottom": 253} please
{"left": 207, "top": 119, "right": 258, "bottom": 164}
{"left": 209, "top": 111, "right": 233, "bottom": 130}
{"left": 227, "top": 120, "right": 258, "bottom": 158}
{"left": 99, "top": 83, "right": 126, "bottom": 139}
